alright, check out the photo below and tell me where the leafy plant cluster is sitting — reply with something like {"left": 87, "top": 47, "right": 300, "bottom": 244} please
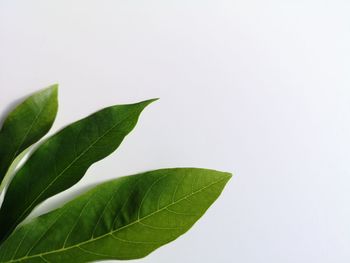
{"left": 0, "top": 85, "right": 231, "bottom": 262}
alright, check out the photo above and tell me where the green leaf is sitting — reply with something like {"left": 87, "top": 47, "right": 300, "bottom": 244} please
{"left": 0, "top": 85, "right": 58, "bottom": 185}
{"left": 0, "top": 168, "right": 231, "bottom": 263}
{"left": 0, "top": 147, "right": 30, "bottom": 194}
{"left": 0, "top": 99, "right": 157, "bottom": 243}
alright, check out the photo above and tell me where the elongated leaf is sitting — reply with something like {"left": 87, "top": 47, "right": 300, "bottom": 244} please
{"left": 0, "top": 99, "right": 156, "bottom": 242}
{"left": 0, "top": 168, "right": 231, "bottom": 262}
{"left": 0, "top": 85, "right": 58, "bottom": 184}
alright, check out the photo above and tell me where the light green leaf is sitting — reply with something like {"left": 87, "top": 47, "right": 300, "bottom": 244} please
{"left": 0, "top": 99, "right": 157, "bottom": 242}
{"left": 0, "top": 168, "right": 231, "bottom": 263}
{"left": 0, "top": 85, "right": 58, "bottom": 185}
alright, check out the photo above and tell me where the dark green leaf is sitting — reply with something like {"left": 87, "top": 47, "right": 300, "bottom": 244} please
{"left": 0, "top": 148, "right": 30, "bottom": 194}
{"left": 0, "top": 168, "right": 231, "bottom": 262}
{"left": 0, "top": 99, "right": 156, "bottom": 242}
{"left": 0, "top": 85, "right": 58, "bottom": 185}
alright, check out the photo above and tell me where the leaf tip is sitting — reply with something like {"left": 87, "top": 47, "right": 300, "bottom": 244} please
{"left": 224, "top": 172, "right": 233, "bottom": 181}
{"left": 146, "top": 98, "right": 159, "bottom": 104}
{"left": 48, "top": 83, "right": 59, "bottom": 94}
{"left": 137, "top": 98, "right": 159, "bottom": 109}
{"left": 40, "top": 84, "right": 59, "bottom": 99}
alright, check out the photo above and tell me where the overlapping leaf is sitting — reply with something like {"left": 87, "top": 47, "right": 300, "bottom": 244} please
{"left": 0, "top": 99, "right": 157, "bottom": 242}
{"left": 0, "top": 168, "right": 231, "bottom": 263}
{"left": 0, "top": 85, "right": 58, "bottom": 186}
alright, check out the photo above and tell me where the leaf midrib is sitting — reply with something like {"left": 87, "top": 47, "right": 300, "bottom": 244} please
{"left": 6, "top": 175, "right": 229, "bottom": 263}
{"left": 0, "top": 98, "right": 47, "bottom": 181}
{"left": 9, "top": 100, "right": 48, "bottom": 166}
{"left": 7, "top": 108, "right": 140, "bottom": 236}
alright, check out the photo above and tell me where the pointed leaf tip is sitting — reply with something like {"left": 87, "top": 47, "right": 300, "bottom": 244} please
{"left": 0, "top": 85, "right": 59, "bottom": 187}
{"left": 0, "top": 98, "right": 155, "bottom": 242}
{"left": 0, "top": 168, "right": 231, "bottom": 262}
{"left": 141, "top": 98, "right": 159, "bottom": 106}
{"left": 41, "top": 84, "right": 58, "bottom": 95}
{"left": 225, "top": 172, "right": 233, "bottom": 178}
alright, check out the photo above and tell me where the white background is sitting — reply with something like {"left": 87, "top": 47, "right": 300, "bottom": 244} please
{"left": 1, "top": 1, "right": 350, "bottom": 262}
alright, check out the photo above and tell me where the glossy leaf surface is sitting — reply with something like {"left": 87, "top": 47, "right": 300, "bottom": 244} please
{"left": 0, "top": 168, "right": 231, "bottom": 262}
{"left": 0, "top": 85, "right": 58, "bottom": 184}
{"left": 0, "top": 99, "right": 156, "bottom": 242}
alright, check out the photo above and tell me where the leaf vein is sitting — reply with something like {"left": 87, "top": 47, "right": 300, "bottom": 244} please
{"left": 9, "top": 109, "right": 137, "bottom": 233}
{"left": 137, "top": 174, "right": 169, "bottom": 220}
{"left": 7, "top": 176, "right": 229, "bottom": 263}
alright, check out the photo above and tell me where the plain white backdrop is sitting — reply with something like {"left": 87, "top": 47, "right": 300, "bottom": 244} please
{"left": 1, "top": 1, "right": 350, "bottom": 262}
